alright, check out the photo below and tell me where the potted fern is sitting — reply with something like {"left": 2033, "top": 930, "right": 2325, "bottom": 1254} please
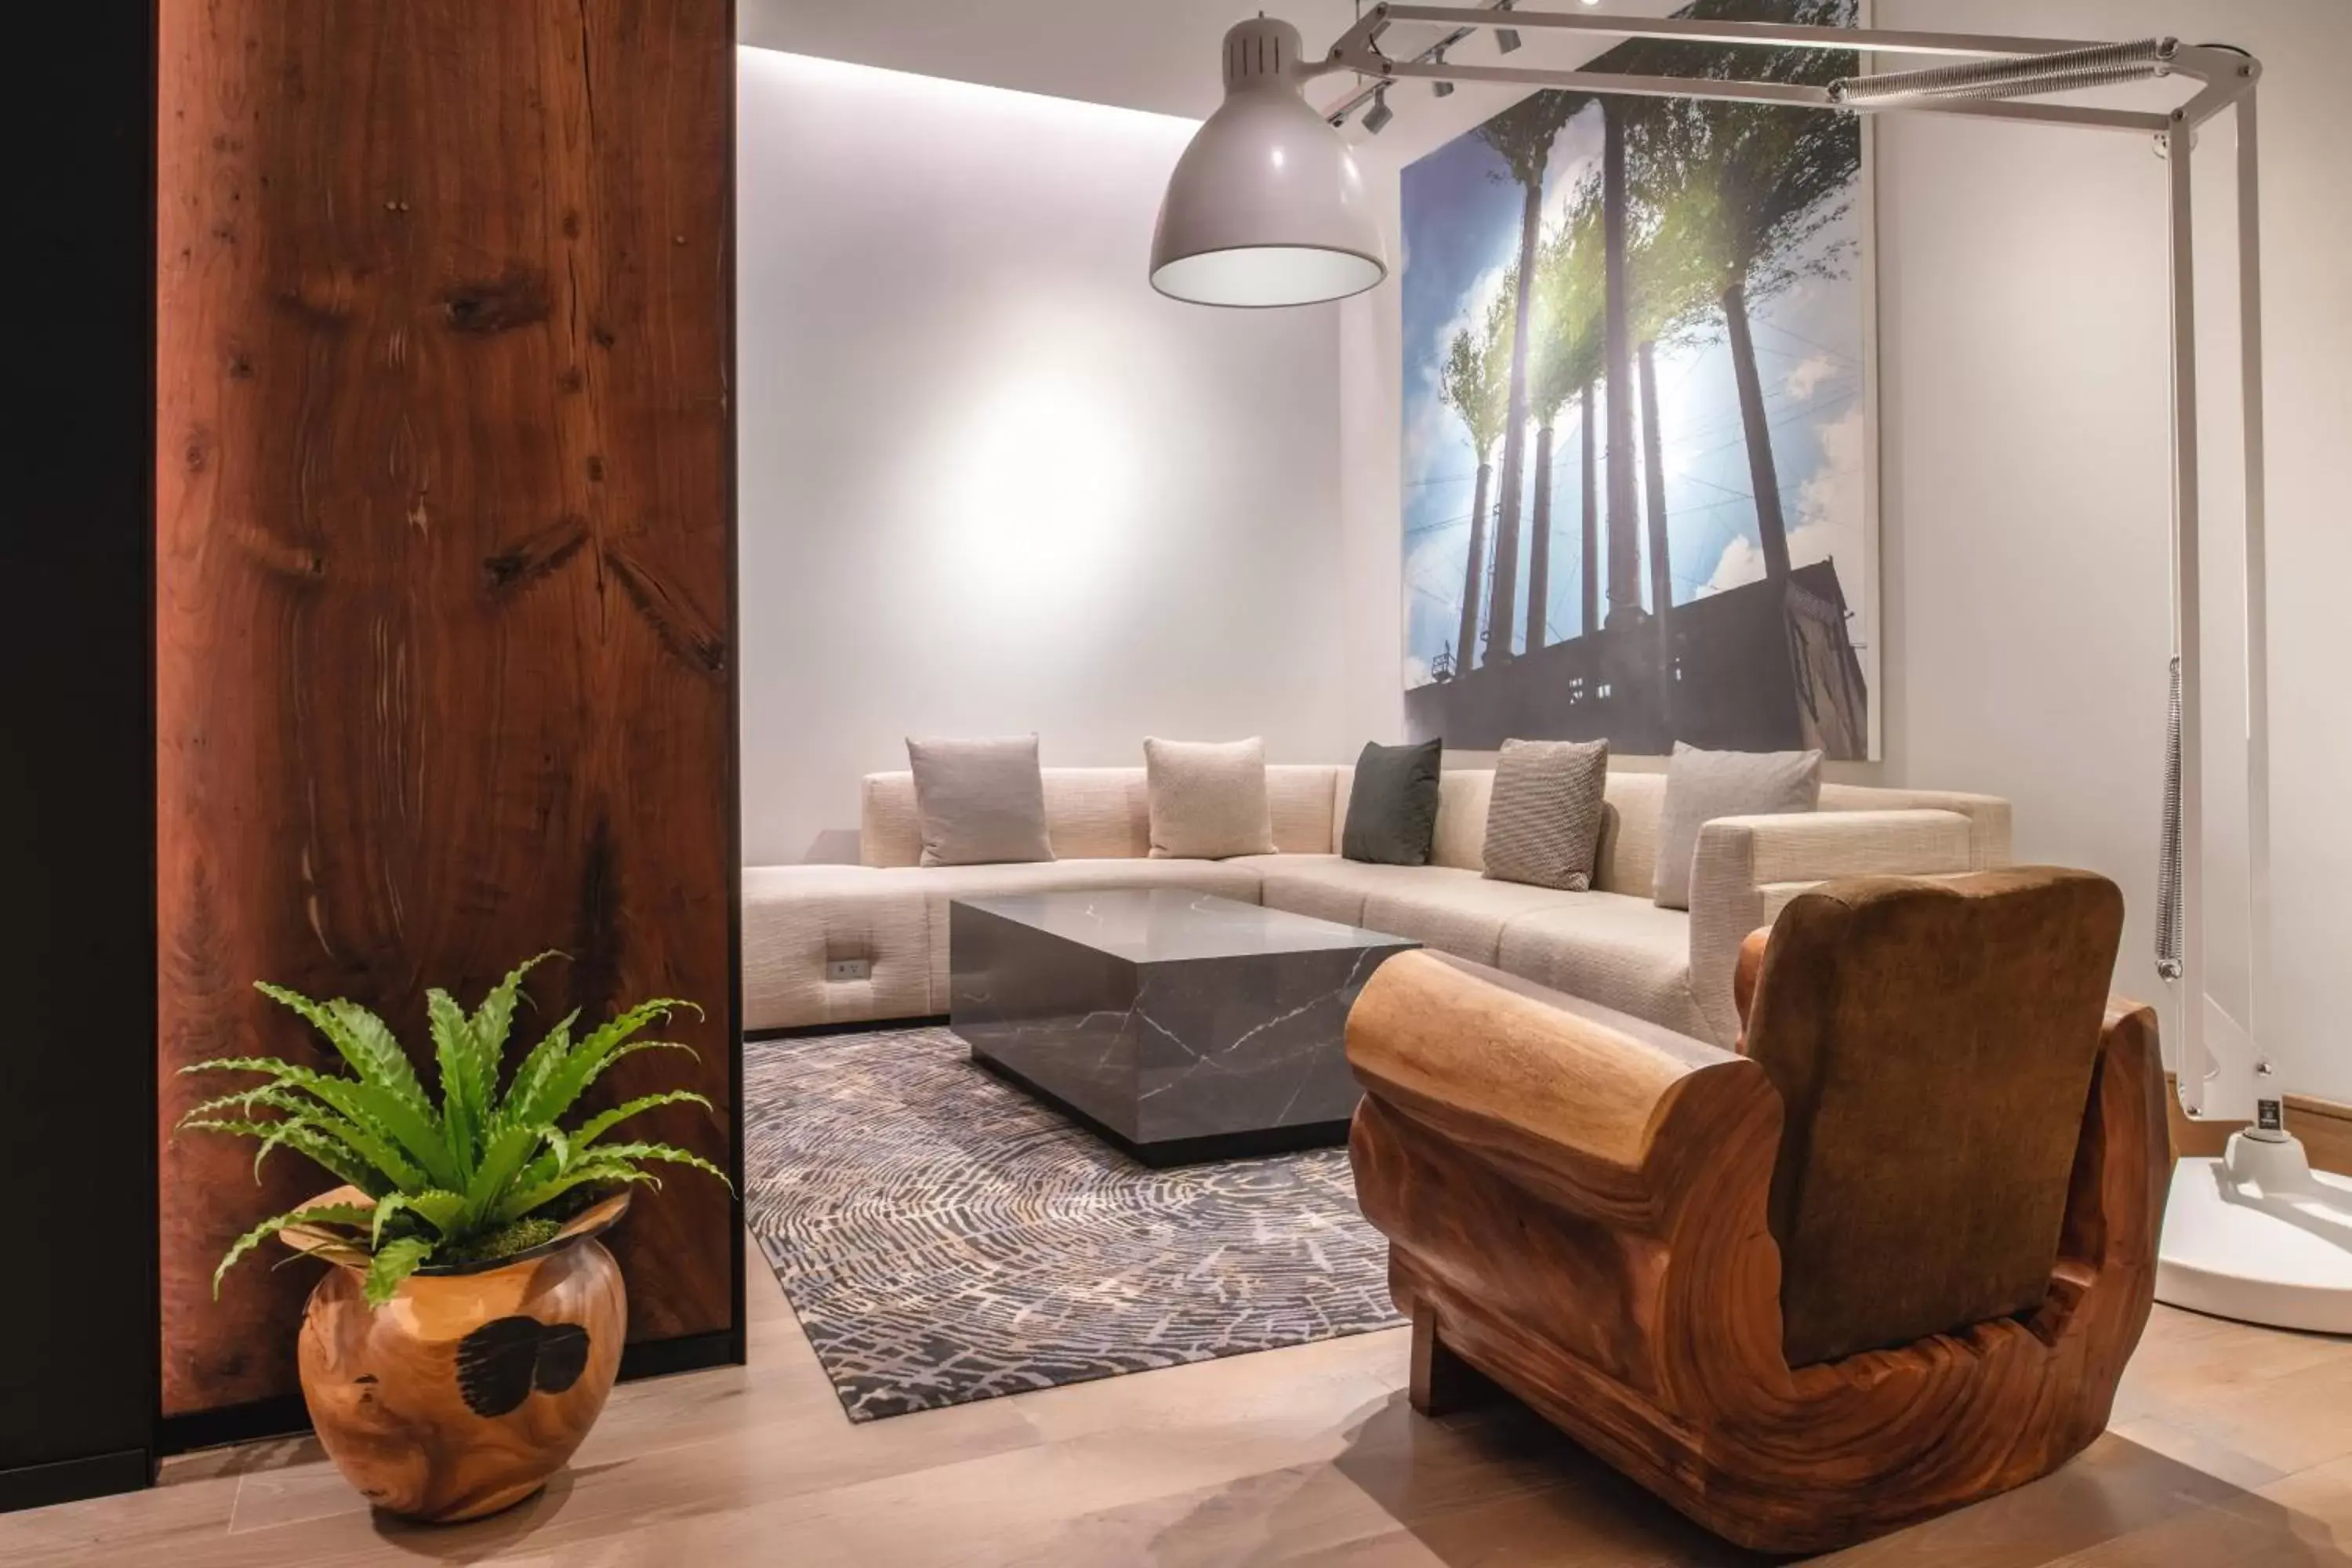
{"left": 180, "top": 953, "right": 728, "bottom": 1523}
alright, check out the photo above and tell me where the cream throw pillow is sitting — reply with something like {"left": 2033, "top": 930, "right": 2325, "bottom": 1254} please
{"left": 1144, "top": 737, "right": 1277, "bottom": 860}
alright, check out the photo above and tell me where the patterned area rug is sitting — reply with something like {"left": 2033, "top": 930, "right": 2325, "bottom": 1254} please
{"left": 743, "top": 1025, "right": 1403, "bottom": 1421}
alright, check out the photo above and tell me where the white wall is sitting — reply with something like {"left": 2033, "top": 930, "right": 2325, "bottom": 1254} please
{"left": 1874, "top": 0, "right": 2352, "bottom": 1100}
{"left": 739, "top": 48, "right": 1350, "bottom": 866}
{"left": 1334, "top": 2, "right": 2352, "bottom": 1098}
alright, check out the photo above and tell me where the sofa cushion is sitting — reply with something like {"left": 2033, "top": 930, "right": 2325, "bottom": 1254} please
{"left": 1268, "top": 765, "right": 1341, "bottom": 855}
{"left": 1497, "top": 893, "right": 1709, "bottom": 1040}
{"left": 1430, "top": 769, "right": 1495, "bottom": 872}
{"left": 1360, "top": 877, "right": 1593, "bottom": 965}
{"left": 1653, "top": 745, "right": 1821, "bottom": 910}
{"left": 1595, "top": 771, "right": 1665, "bottom": 896}
{"left": 1145, "top": 737, "right": 1279, "bottom": 859}
{"left": 1341, "top": 739, "right": 1443, "bottom": 866}
{"left": 906, "top": 735, "right": 1054, "bottom": 867}
{"left": 1250, "top": 855, "right": 1459, "bottom": 929}
{"left": 1482, "top": 738, "right": 1608, "bottom": 891}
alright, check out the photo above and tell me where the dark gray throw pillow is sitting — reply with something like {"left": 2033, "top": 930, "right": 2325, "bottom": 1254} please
{"left": 1482, "top": 738, "right": 1609, "bottom": 890}
{"left": 1341, "top": 739, "right": 1443, "bottom": 866}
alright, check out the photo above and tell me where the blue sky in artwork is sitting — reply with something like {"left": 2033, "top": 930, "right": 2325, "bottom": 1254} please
{"left": 1399, "top": 97, "right": 1869, "bottom": 688}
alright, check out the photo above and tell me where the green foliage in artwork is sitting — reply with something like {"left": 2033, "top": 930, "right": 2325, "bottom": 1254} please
{"left": 180, "top": 953, "right": 730, "bottom": 1308}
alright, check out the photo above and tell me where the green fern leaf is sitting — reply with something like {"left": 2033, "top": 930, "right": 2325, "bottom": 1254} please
{"left": 521, "top": 1000, "right": 699, "bottom": 1125}
{"left": 370, "top": 1187, "right": 467, "bottom": 1248}
{"left": 180, "top": 1083, "right": 314, "bottom": 1122}
{"left": 532, "top": 1037, "right": 700, "bottom": 1131}
{"left": 363, "top": 1235, "right": 437, "bottom": 1308}
{"left": 492, "top": 1163, "right": 662, "bottom": 1226}
{"left": 500, "top": 1044, "right": 705, "bottom": 1200}
{"left": 179, "top": 1116, "right": 387, "bottom": 1196}
{"left": 182, "top": 1091, "right": 421, "bottom": 1192}
{"left": 468, "top": 951, "right": 561, "bottom": 1094}
{"left": 321, "top": 996, "right": 434, "bottom": 1116}
{"left": 491, "top": 1009, "right": 579, "bottom": 1137}
{"left": 254, "top": 982, "right": 434, "bottom": 1121}
{"left": 576, "top": 1141, "right": 733, "bottom": 1190}
{"left": 178, "top": 1056, "right": 445, "bottom": 1190}
{"left": 571, "top": 1090, "right": 713, "bottom": 1152}
{"left": 211, "top": 1202, "right": 373, "bottom": 1298}
{"left": 426, "top": 989, "right": 484, "bottom": 1181}
{"left": 461, "top": 1123, "right": 549, "bottom": 1226}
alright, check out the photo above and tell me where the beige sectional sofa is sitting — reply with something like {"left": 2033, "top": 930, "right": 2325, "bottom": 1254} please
{"left": 742, "top": 764, "right": 2010, "bottom": 1047}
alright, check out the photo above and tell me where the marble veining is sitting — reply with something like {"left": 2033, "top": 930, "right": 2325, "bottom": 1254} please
{"left": 949, "top": 891, "right": 1416, "bottom": 1161}
{"left": 957, "top": 888, "right": 1403, "bottom": 963}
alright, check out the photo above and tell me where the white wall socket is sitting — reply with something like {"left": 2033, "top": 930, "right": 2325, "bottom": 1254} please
{"left": 825, "top": 957, "right": 872, "bottom": 982}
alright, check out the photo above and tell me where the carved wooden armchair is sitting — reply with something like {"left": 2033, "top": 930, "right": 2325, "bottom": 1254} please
{"left": 1345, "top": 869, "right": 2168, "bottom": 1555}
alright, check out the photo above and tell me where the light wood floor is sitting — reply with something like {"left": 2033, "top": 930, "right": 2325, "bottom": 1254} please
{"left": 9, "top": 1241, "right": 2352, "bottom": 1567}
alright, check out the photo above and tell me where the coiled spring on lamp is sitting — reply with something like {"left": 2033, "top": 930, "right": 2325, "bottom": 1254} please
{"left": 1829, "top": 38, "right": 2178, "bottom": 106}
{"left": 2156, "top": 654, "right": 2185, "bottom": 982}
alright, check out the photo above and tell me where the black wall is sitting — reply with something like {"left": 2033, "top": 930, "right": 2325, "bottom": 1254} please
{"left": 0, "top": 2, "right": 160, "bottom": 1512}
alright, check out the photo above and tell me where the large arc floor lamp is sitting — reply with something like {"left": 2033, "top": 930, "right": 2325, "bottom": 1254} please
{"left": 1152, "top": 4, "right": 2352, "bottom": 1334}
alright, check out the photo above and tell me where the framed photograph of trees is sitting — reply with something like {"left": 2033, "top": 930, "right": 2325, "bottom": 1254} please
{"left": 1399, "top": 0, "right": 1876, "bottom": 759}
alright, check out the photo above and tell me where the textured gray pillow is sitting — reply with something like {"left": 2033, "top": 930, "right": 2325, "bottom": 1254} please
{"left": 1144, "top": 737, "right": 1277, "bottom": 859}
{"left": 1651, "top": 742, "right": 1823, "bottom": 909}
{"left": 1481, "top": 738, "right": 1610, "bottom": 891}
{"left": 906, "top": 735, "right": 1054, "bottom": 868}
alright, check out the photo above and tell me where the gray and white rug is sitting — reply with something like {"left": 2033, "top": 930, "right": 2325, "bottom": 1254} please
{"left": 743, "top": 1025, "right": 1403, "bottom": 1421}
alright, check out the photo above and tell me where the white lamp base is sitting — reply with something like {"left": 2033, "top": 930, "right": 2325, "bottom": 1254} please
{"left": 2154, "top": 1131, "right": 2352, "bottom": 1334}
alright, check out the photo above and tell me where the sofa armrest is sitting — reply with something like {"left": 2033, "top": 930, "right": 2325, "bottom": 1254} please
{"left": 1345, "top": 951, "right": 1777, "bottom": 1235}
{"left": 1686, "top": 809, "right": 1975, "bottom": 1046}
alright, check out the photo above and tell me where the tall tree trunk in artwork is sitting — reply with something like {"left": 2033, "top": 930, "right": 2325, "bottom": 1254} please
{"left": 1527, "top": 422, "right": 1555, "bottom": 652}
{"left": 1722, "top": 276, "right": 1792, "bottom": 582}
{"left": 1638, "top": 338, "right": 1672, "bottom": 618}
{"left": 1485, "top": 174, "right": 1547, "bottom": 662}
{"left": 1639, "top": 336, "right": 1675, "bottom": 738}
{"left": 1602, "top": 101, "right": 1642, "bottom": 626}
{"left": 1455, "top": 456, "right": 1493, "bottom": 675}
{"left": 1579, "top": 379, "right": 1599, "bottom": 639}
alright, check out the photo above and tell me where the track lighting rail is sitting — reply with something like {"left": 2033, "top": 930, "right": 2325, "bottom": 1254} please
{"left": 1316, "top": 4, "right": 2254, "bottom": 136}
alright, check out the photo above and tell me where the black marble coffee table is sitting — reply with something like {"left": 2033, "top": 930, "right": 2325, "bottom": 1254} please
{"left": 948, "top": 890, "right": 1417, "bottom": 1166}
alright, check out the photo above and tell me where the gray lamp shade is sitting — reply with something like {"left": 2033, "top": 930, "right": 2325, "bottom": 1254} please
{"left": 1149, "top": 18, "right": 1388, "bottom": 308}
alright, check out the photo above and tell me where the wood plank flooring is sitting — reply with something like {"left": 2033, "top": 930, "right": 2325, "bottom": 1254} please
{"left": 8, "top": 1243, "right": 2350, "bottom": 1566}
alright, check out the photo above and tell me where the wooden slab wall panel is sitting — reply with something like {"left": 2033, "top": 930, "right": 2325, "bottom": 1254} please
{"left": 157, "top": 0, "right": 738, "bottom": 1417}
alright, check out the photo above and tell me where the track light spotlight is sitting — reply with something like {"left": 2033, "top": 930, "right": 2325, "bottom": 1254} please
{"left": 1496, "top": 0, "right": 1522, "bottom": 53}
{"left": 1363, "top": 85, "right": 1394, "bottom": 133}
{"left": 1432, "top": 47, "right": 1454, "bottom": 96}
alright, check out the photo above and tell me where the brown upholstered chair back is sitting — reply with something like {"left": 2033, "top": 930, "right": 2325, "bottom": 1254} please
{"left": 1742, "top": 868, "right": 2124, "bottom": 1367}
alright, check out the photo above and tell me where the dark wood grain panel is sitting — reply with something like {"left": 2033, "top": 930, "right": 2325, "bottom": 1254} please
{"left": 157, "top": 0, "right": 737, "bottom": 1417}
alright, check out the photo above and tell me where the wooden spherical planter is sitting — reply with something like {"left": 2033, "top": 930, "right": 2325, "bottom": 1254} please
{"left": 281, "top": 1190, "right": 631, "bottom": 1523}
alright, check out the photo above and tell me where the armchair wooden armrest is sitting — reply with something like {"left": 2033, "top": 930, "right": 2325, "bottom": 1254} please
{"left": 1345, "top": 951, "right": 1780, "bottom": 1234}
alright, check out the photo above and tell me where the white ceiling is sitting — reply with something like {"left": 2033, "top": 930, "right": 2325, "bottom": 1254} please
{"left": 738, "top": 1, "right": 1704, "bottom": 128}
{"left": 738, "top": 0, "right": 1368, "bottom": 122}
